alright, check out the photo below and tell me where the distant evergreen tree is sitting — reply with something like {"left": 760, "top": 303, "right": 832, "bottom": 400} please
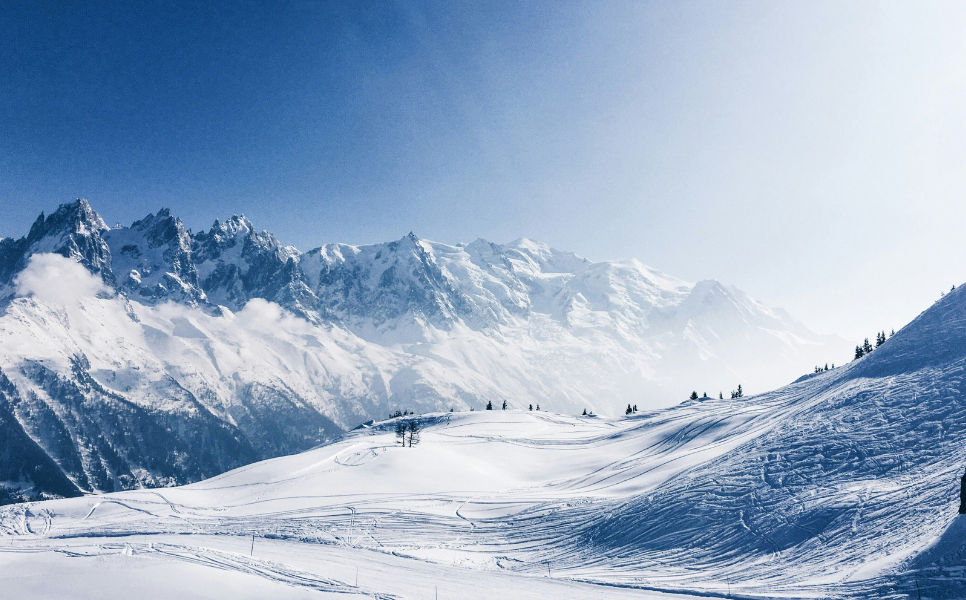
{"left": 689, "top": 391, "right": 698, "bottom": 400}
{"left": 632, "top": 404, "right": 637, "bottom": 412}
{"left": 736, "top": 384, "right": 743, "bottom": 398}
{"left": 890, "top": 329, "right": 895, "bottom": 337}
{"left": 855, "top": 345, "right": 864, "bottom": 360}
{"left": 536, "top": 404, "right": 540, "bottom": 410}
{"left": 582, "top": 408, "right": 587, "bottom": 416}
{"left": 486, "top": 401, "right": 493, "bottom": 410}
{"left": 702, "top": 392, "right": 708, "bottom": 398}
{"left": 395, "top": 421, "right": 407, "bottom": 446}
{"left": 529, "top": 404, "right": 533, "bottom": 411}
{"left": 863, "top": 338, "right": 873, "bottom": 354}
{"left": 831, "top": 363, "right": 834, "bottom": 369}
{"left": 626, "top": 404, "right": 633, "bottom": 415}
{"left": 876, "top": 331, "right": 885, "bottom": 347}
{"left": 719, "top": 392, "right": 723, "bottom": 399}
{"left": 502, "top": 400, "right": 507, "bottom": 410}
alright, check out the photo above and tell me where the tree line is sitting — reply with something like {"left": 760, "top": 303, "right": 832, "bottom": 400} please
{"left": 854, "top": 329, "right": 893, "bottom": 360}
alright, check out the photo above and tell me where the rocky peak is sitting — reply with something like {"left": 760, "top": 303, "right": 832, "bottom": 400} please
{"left": 104, "top": 209, "right": 205, "bottom": 305}
{"left": 0, "top": 199, "right": 113, "bottom": 287}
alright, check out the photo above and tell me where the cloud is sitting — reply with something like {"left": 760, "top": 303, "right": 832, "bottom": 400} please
{"left": 14, "top": 253, "right": 108, "bottom": 305}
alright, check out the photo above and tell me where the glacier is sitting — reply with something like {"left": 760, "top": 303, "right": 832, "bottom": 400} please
{"left": 0, "top": 199, "right": 849, "bottom": 502}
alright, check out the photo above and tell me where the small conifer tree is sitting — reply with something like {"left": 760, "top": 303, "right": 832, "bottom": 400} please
{"left": 502, "top": 400, "right": 507, "bottom": 410}
{"left": 633, "top": 404, "right": 637, "bottom": 412}
{"left": 582, "top": 408, "right": 587, "bottom": 416}
{"left": 689, "top": 391, "right": 698, "bottom": 400}
{"left": 529, "top": 404, "right": 533, "bottom": 411}
{"left": 486, "top": 401, "right": 493, "bottom": 410}
{"left": 395, "top": 421, "right": 407, "bottom": 446}
{"left": 626, "top": 404, "right": 633, "bottom": 414}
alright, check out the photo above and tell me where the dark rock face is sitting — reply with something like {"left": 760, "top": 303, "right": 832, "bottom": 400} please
{"left": 1, "top": 356, "right": 263, "bottom": 503}
{"left": 105, "top": 209, "right": 205, "bottom": 305}
{"left": 0, "top": 369, "right": 82, "bottom": 504}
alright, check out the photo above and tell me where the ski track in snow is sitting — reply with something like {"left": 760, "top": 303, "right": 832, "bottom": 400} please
{"left": 3, "top": 381, "right": 965, "bottom": 599}
{"left": 8, "top": 282, "right": 966, "bottom": 598}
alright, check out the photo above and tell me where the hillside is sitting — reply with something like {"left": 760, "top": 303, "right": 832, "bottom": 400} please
{"left": 0, "top": 199, "right": 849, "bottom": 502}
{"left": 1, "top": 283, "right": 965, "bottom": 598}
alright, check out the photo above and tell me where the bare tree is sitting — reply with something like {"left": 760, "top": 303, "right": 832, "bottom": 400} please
{"left": 407, "top": 420, "right": 420, "bottom": 447}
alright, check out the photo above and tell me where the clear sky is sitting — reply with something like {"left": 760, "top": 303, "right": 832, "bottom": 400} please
{"left": 1, "top": 1, "right": 964, "bottom": 344}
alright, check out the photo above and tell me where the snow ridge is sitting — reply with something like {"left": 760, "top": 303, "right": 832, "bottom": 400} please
{"left": 0, "top": 200, "right": 849, "bottom": 503}
{"left": 2, "top": 284, "right": 965, "bottom": 598}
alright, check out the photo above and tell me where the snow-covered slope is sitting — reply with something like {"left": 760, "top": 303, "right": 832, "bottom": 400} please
{"left": 0, "top": 199, "right": 849, "bottom": 503}
{"left": 2, "top": 284, "right": 965, "bottom": 598}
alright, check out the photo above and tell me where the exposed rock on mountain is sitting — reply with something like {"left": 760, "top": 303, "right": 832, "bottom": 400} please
{"left": 0, "top": 200, "right": 850, "bottom": 503}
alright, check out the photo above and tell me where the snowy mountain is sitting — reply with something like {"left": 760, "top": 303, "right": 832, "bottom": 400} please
{"left": 2, "top": 283, "right": 965, "bottom": 599}
{"left": 0, "top": 199, "right": 849, "bottom": 503}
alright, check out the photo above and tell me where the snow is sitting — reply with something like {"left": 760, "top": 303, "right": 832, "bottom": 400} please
{"left": 6, "top": 280, "right": 966, "bottom": 598}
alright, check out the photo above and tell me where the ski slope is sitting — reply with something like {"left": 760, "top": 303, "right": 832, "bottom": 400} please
{"left": 4, "top": 278, "right": 966, "bottom": 598}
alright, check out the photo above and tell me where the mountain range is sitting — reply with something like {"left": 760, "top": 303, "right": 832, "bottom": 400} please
{"left": 2, "top": 259, "right": 964, "bottom": 599}
{"left": 0, "top": 199, "right": 850, "bottom": 503}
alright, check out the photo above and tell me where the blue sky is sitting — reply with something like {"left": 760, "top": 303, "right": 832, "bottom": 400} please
{"left": 2, "top": 1, "right": 965, "bottom": 344}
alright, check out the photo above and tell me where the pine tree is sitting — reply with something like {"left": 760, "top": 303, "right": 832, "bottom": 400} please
{"left": 689, "top": 391, "right": 698, "bottom": 400}
{"left": 582, "top": 408, "right": 587, "bottom": 416}
{"left": 632, "top": 404, "right": 637, "bottom": 412}
{"left": 395, "top": 421, "right": 407, "bottom": 446}
{"left": 855, "top": 345, "right": 864, "bottom": 360}
{"left": 863, "top": 338, "right": 873, "bottom": 354}
{"left": 626, "top": 404, "right": 633, "bottom": 415}
{"left": 702, "top": 392, "right": 708, "bottom": 398}
{"left": 824, "top": 363, "right": 828, "bottom": 371}
{"left": 486, "top": 401, "right": 493, "bottom": 410}
{"left": 890, "top": 329, "right": 895, "bottom": 337}
{"left": 529, "top": 404, "right": 533, "bottom": 411}
{"left": 536, "top": 404, "right": 540, "bottom": 411}
{"left": 736, "top": 384, "right": 743, "bottom": 398}
{"left": 719, "top": 392, "right": 723, "bottom": 399}
{"left": 876, "top": 331, "right": 885, "bottom": 347}
{"left": 502, "top": 400, "right": 507, "bottom": 410}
